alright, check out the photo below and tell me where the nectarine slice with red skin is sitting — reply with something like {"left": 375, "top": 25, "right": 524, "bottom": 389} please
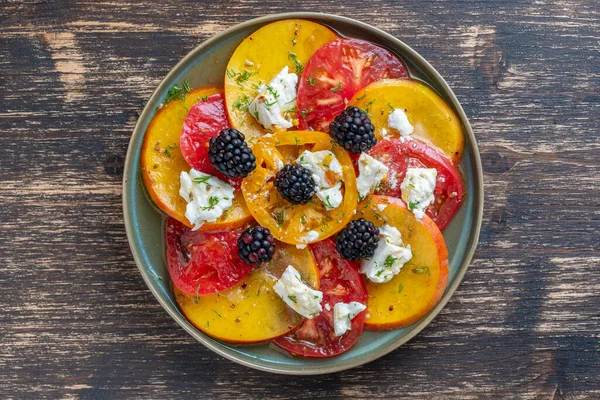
{"left": 356, "top": 195, "right": 449, "bottom": 331}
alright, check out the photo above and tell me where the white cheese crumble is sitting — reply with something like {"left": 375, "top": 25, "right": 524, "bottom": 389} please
{"left": 325, "top": 303, "right": 331, "bottom": 311}
{"left": 361, "top": 225, "right": 413, "bottom": 283}
{"left": 300, "top": 230, "right": 320, "bottom": 244}
{"left": 400, "top": 167, "right": 437, "bottom": 221}
{"left": 273, "top": 265, "right": 323, "bottom": 319}
{"left": 297, "top": 150, "right": 343, "bottom": 209}
{"left": 248, "top": 66, "right": 298, "bottom": 130}
{"left": 380, "top": 127, "right": 391, "bottom": 140}
{"left": 179, "top": 169, "right": 234, "bottom": 230}
{"left": 333, "top": 301, "right": 367, "bottom": 336}
{"left": 356, "top": 153, "right": 389, "bottom": 200}
{"left": 388, "top": 108, "right": 414, "bottom": 136}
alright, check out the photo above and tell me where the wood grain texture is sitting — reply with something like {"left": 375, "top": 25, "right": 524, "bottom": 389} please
{"left": 1, "top": 0, "right": 599, "bottom": 398}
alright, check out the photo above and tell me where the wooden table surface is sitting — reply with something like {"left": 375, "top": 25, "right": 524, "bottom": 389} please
{"left": 2, "top": 0, "right": 599, "bottom": 398}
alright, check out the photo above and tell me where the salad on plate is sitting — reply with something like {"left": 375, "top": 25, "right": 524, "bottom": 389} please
{"left": 140, "top": 19, "right": 465, "bottom": 358}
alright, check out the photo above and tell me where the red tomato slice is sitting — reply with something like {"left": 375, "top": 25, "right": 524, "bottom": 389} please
{"left": 297, "top": 38, "right": 408, "bottom": 131}
{"left": 165, "top": 217, "right": 253, "bottom": 295}
{"left": 273, "top": 239, "right": 367, "bottom": 357}
{"left": 369, "top": 138, "right": 465, "bottom": 231}
{"left": 179, "top": 93, "right": 241, "bottom": 188}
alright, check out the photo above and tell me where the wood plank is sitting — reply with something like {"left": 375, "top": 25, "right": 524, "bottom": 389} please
{"left": 1, "top": 0, "right": 599, "bottom": 398}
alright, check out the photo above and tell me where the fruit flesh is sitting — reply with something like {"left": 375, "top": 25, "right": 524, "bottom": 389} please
{"left": 141, "top": 87, "right": 251, "bottom": 230}
{"left": 297, "top": 38, "right": 408, "bottom": 131}
{"left": 369, "top": 137, "right": 465, "bottom": 230}
{"left": 166, "top": 218, "right": 254, "bottom": 296}
{"left": 355, "top": 196, "right": 449, "bottom": 330}
{"left": 174, "top": 243, "right": 319, "bottom": 343}
{"left": 273, "top": 239, "right": 368, "bottom": 357}
{"left": 241, "top": 131, "right": 357, "bottom": 245}
{"left": 224, "top": 19, "right": 338, "bottom": 138}
{"left": 349, "top": 79, "right": 465, "bottom": 163}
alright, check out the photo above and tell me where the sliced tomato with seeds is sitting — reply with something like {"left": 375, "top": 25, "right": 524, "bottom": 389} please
{"left": 273, "top": 239, "right": 368, "bottom": 357}
{"left": 179, "top": 93, "right": 241, "bottom": 188}
{"left": 166, "top": 217, "right": 254, "bottom": 295}
{"left": 369, "top": 138, "right": 465, "bottom": 230}
{"left": 297, "top": 38, "right": 408, "bottom": 132}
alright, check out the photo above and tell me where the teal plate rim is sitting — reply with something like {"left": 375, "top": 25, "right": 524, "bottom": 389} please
{"left": 123, "top": 12, "right": 484, "bottom": 375}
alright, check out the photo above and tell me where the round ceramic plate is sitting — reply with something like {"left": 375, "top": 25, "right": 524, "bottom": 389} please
{"left": 123, "top": 12, "right": 483, "bottom": 375}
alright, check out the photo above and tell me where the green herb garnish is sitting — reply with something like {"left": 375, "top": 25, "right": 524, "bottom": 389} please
{"left": 193, "top": 175, "right": 211, "bottom": 185}
{"left": 414, "top": 266, "right": 431, "bottom": 275}
{"left": 164, "top": 143, "right": 177, "bottom": 159}
{"left": 201, "top": 196, "right": 220, "bottom": 211}
{"left": 331, "top": 81, "right": 343, "bottom": 92}
{"left": 288, "top": 52, "right": 304, "bottom": 74}
{"left": 384, "top": 255, "right": 397, "bottom": 269}
{"left": 164, "top": 80, "right": 192, "bottom": 104}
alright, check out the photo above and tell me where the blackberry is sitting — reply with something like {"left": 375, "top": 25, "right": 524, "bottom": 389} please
{"left": 336, "top": 218, "right": 380, "bottom": 261}
{"left": 209, "top": 128, "right": 256, "bottom": 178}
{"left": 238, "top": 226, "right": 275, "bottom": 264}
{"left": 274, "top": 164, "right": 315, "bottom": 205}
{"left": 329, "top": 106, "right": 376, "bottom": 153}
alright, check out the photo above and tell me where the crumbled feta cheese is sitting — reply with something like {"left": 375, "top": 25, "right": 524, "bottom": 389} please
{"left": 248, "top": 66, "right": 298, "bottom": 130}
{"left": 273, "top": 155, "right": 284, "bottom": 170}
{"left": 388, "top": 108, "right": 414, "bottom": 136}
{"left": 325, "top": 303, "right": 331, "bottom": 311}
{"left": 300, "top": 230, "right": 320, "bottom": 244}
{"left": 297, "top": 150, "right": 343, "bottom": 209}
{"left": 361, "top": 224, "right": 413, "bottom": 283}
{"left": 380, "top": 128, "right": 391, "bottom": 140}
{"left": 179, "top": 169, "right": 234, "bottom": 230}
{"left": 295, "top": 244, "right": 307, "bottom": 250}
{"left": 273, "top": 265, "right": 323, "bottom": 319}
{"left": 356, "top": 153, "right": 389, "bottom": 200}
{"left": 400, "top": 167, "right": 437, "bottom": 221}
{"left": 377, "top": 204, "right": 387, "bottom": 211}
{"left": 333, "top": 301, "right": 367, "bottom": 336}
{"left": 316, "top": 182, "right": 343, "bottom": 210}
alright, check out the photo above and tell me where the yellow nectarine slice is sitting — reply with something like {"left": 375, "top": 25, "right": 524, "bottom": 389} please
{"left": 174, "top": 244, "right": 319, "bottom": 343}
{"left": 349, "top": 79, "right": 465, "bottom": 163}
{"left": 224, "top": 19, "right": 338, "bottom": 138}
{"left": 356, "top": 196, "right": 449, "bottom": 330}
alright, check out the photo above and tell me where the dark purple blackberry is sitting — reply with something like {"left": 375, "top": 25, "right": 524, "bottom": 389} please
{"left": 336, "top": 218, "right": 380, "bottom": 261}
{"left": 274, "top": 164, "right": 315, "bottom": 205}
{"left": 209, "top": 128, "right": 256, "bottom": 178}
{"left": 329, "top": 106, "right": 376, "bottom": 154}
{"left": 238, "top": 226, "right": 275, "bottom": 264}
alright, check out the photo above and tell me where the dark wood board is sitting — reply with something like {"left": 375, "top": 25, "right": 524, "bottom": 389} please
{"left": 1, "top": 0, "right": 599, "bottom": 398}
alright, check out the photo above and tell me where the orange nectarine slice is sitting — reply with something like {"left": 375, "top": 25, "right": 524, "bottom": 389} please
{"left": 356, "top": 195, "right": 449, "bottom": 330}
{"left": 141, "top": 87, "right": 252, "bottom": 230}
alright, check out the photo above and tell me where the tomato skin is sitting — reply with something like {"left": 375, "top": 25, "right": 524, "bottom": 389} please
{"left": 273, "top": 239, "right": 368, "bottom": 357}
{"left": 369, "top": 138, "right": 465, "bottom": 230}
{"left": 165, "top": 218, "right": 254, "bottom": 295}
{"left": 179, "top": 93, "right": 241, "bottom": 189}
{"left": 297, "top": 38, "right": 408, "bottom": 131}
